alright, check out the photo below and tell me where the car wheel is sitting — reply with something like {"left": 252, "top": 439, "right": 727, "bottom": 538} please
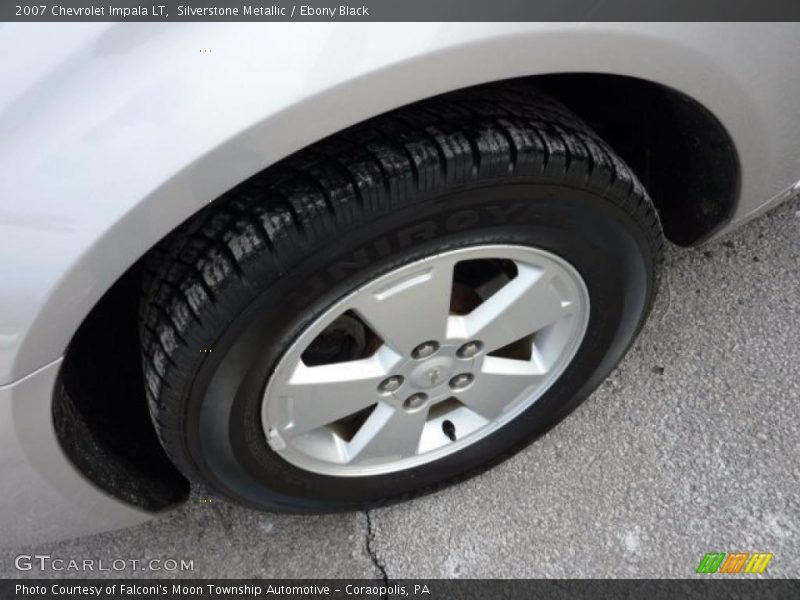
{"left": 140, "top": 83, "right": 663, "bottom": 511}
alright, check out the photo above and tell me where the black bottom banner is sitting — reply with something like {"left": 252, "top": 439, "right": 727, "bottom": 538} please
{"left": 3, "top": 579, "right": 800, "bottom": 600}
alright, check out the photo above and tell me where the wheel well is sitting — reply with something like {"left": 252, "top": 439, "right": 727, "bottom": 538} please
{"left": 55, "top": 262, "right": 189, "bottom": 511}
{"left": 55, "top": 73, "right": 738, "bottom": 505}
{"left": 535, "top": 73, "right": 740, "bottom": 246}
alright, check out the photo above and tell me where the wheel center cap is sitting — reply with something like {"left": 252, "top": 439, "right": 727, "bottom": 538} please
{"left": 409, "top": 357, "right": 455, "bottom": 389}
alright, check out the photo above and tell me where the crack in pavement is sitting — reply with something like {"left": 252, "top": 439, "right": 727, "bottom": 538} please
{"left": 364, "top": 510, "right": 389, "bottom": 588}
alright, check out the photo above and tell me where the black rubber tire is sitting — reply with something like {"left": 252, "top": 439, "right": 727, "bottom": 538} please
{"left": 140, "top": 82, "right": 664, "bottom": 512}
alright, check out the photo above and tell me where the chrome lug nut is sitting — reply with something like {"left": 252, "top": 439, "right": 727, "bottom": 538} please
{"left": 449, "top": 373, "right": 474, "bottom": 390}
{"left": 457, "top": 340, "right": 484, "bottom": 358}
{"left": 403, "top": 393, "right": 428, "bottom": 411}
{"left": 411, "top": 341, "right": 440, "bottom": 359}
{"left": 377, "top": 375, "right": 404, "bottom": 394}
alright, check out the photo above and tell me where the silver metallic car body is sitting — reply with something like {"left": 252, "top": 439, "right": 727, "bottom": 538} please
{"left": 1, "top": 22, "right": 798, "bottom": 546}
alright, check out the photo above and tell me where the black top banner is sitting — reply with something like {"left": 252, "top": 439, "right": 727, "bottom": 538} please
{"left": 3, "top": 0, "right": 800, "bottom": 22}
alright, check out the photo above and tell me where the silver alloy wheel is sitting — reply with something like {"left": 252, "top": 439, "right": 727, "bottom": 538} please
{"left": 261, "top": 245, "right": 590, "bottom": 477}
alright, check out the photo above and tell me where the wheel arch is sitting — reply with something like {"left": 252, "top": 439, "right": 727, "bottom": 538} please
{"left": 4, "top": 25, "right": 759, "bottom": 505}
{"left": 54, "top": 70, "right": 739, "bottom": 507}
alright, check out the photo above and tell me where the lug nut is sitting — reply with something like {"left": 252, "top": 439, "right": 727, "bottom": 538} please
{"left": 449, "top": 373, "right": 474, "bottom": 390}
{"left": 411, "top": 341, "right": 440, "bottom": 359}
{"left": 377, "top": 375, "right": 404, "bottom": 394}
{"left": 456, "top": 340, "right": 484, "bottom": 359}
{"left": 403, "top": 393, "right": 428, "bottom": 411}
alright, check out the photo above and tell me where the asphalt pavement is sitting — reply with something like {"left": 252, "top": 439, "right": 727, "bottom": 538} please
{"left": 2, "top": 197, "right": 798, "bottom": 579}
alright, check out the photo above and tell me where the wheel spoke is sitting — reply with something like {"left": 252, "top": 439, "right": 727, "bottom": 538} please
{"left": 456, "top": 356, "right": 545, "bottom": 420}
{"left": 276, "top": 349, "right": 401, "bottom": 436}
{"left": 346, "top": 402, "right": 429, "bottom": 463}
{"left": 449, "top": 264, "right": 573, "bottom": 352}
{"left": 350, "top": 261, "right": 455, "bottom": 355}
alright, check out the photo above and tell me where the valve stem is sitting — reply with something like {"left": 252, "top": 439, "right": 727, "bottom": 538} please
{"left": 442, "top": 420, "right": 457, "bottom": 442}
